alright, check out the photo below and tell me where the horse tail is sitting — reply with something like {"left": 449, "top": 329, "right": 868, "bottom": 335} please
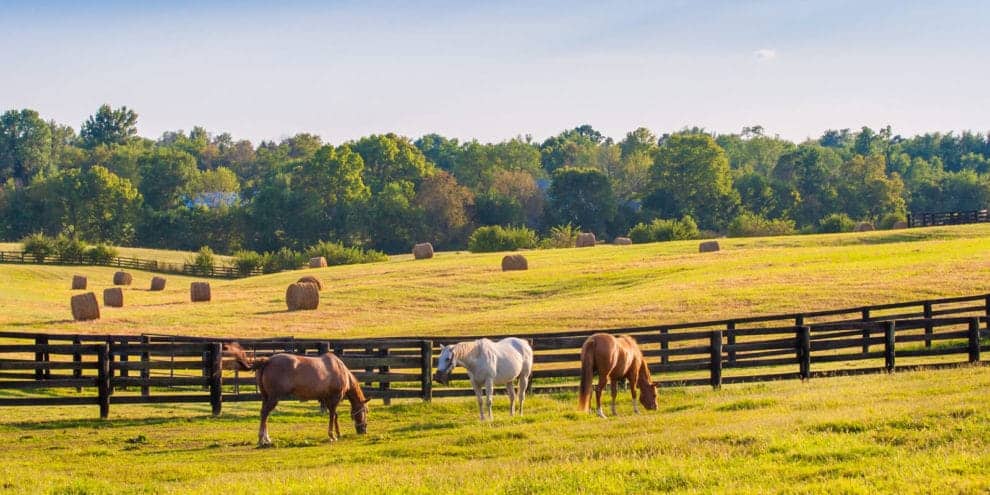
{"left": 578, "top": 338, "right": 595, "bottom": 412}
{"left": 253, "top": 356, "right": 271, "bottom": 398}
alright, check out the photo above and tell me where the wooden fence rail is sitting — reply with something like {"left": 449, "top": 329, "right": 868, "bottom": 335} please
{"left": 0, "top": 251, "right": 260, "bottom": 279}
{"left": 908, "top": 209, "right": 989, "bottom": 228}
{"left": 1, "top": 293, "right": 988, "bottom": 417}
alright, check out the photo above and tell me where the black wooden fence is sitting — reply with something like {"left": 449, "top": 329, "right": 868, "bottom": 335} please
{"left": 1, "top": 293, "right": 988, "bottom": 417}
{"left": 0, "top": 251, "right": 260, "bottom": 279}
{"left": 908, "top": 209, "right": 990, "bottom": 228}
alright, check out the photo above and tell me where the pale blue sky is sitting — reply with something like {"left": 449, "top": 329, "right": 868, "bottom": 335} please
{"left": 2, "top": 1, "right": 987, "bottom": 143}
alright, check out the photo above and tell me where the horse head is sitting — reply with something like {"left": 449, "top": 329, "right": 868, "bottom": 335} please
{"left": 351, "top": 398, "right": 371, "bottom": 434}
{"left": 434, "top": 345, "right": 455, "bottom": 385}
{"left": 638, "top": 379, "right": 659, "bottom": 410}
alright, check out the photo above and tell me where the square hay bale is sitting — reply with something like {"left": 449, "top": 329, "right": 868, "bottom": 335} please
{"left": 113, "top": 271, "right": 132, "bottom": 286}
{"left": 286, "top": 282, "right": 320, "bottom": 311}
{"left": 103, "top": 287, "right": 124, "bottom": 308}
{"left": 190, "top": 282, "right": 211, "bottom": 302}
{"left": 150, "top": 276, "right": 166, "bottom": 291}
{"left": 309, "top": 256, "right": 328, "bottom": 268}
{"left": 70, "top": 292, "right": 100, "bottom": 321}
{"left": 413, "top": 242, "right": 434, "bottom": 259}
{"left": 613, "top": 237, "right": 632, "bottom": 245}
{"left": 699, "top": 240, "right": 720, "bottom": 253}
{"left": 501, "top": 254, "right": 528, "bottom": 271}
{"left": 297, "top": 275, "right": 324, "bottom": 291}
{"left": 71, "top": 275, "right": 87, "bottom": 290}
{"left": 576, "top": 232, "right": 596, "bottom": 248}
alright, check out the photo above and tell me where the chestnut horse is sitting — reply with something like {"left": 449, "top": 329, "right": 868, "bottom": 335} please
{"left": 224, "top": 343, "right": 370, "bottom": 446}
{"left": 577, "top": 333, "right": 658, "bottom": 418}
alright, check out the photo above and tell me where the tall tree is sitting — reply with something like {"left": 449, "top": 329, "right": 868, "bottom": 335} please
{"left": 137, "top": 147, "right": 198, "bottom": 210}
{"left": 80, "top": 104, "right": 138, "bottom": 148}
{"left": 0, "top": 109, "right": 53, "bottom": 185}
{"left": 352, "top": 133, "right": 434, "bottom": 193}
{"left": 545, "top": 167, "right": 617, "bottom": 236}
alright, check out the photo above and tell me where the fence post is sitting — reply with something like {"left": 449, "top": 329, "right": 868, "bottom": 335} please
{"left": 883, "top": 321, "right": 896, "bottom": 372}
{"left": 861, "top": 323, "right": 871, "bottom": 355}
{"left": 726, "top": 321, "right": 736, "bottom": 364}
{"left": 709, "top": 330, "right": 722, "bottom": 389}
{"left": 798, "top": 326, "right": 811, "bottom": 380}
{"left": 317, "top": 342, "right": 330, "bottom": 355}
{"left": 140, "top": 335, "right": 150, "bottom": 397}
{"left": 118, "top": 337, "right": 129, "bottom": 389}
{"left": 795, "top": 315, "right": 805, "bottom": 327}
{"left": 923, "top": 302, "right": 933, "bottom": 348}
{"left": 984, "top": 295, "right": 990, "bottom": 334}
{"left": 97, "top": 343, "right": 110, "bottom": 419}
{"left": 208, "top": 343, "right": 223, "bottom": 416}
{"left": 379, "top": 347, "right": 391, "bottom": 406}
{"left": 659, "top": 328, "right": 669, "bottom": 365}
{"left": 968, "top": 317, "right": 981, "bottom": 363}
{"left": 73, "top": 336, "right": 83, "bottom": 392}
{"left": 35, "top": 336, "right": 48, "bottom": 380}
{"left": 420, "top": 340, "right": 433, "bottom": 402}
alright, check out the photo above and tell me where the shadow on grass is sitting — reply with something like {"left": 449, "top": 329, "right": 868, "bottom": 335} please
{"left": 6, "top": 319, "right": 77, "bottom": 327}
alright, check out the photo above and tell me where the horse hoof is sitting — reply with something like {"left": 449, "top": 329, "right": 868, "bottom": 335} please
{"left": 597, "top": 411, "right": 607, "bottom": 419}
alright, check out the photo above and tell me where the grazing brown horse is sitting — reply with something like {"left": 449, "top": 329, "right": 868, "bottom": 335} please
{"left": 578, "top": 333, "right": 658, "bottom": 418}
{"left": 224, "top": 343, "right": 370, "bottom": 446}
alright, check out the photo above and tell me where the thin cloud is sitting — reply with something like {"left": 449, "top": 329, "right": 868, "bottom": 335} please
{"left": 753, "top": 48, "right": 777, "bottom": 61}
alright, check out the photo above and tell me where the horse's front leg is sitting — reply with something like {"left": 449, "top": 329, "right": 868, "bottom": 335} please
{"left": 518, "top": 374, "right": 528, "bottom": 416}
{"left": 473, "top": 381, "right": 485, "bottom": 421}
{"left": 610, "top": 381, "right": 618, "bottom": 416}
{"left": 629, "top": 374, "right": 640, "bottom": 414}
{"left": 485, "top": 379, "right": 495, "bottom": 420}
{"left": 325, "top": 395, "right": 342, "bottom": 442}
{"left": 506, "top": 380, "right": 516, "bottom": 417}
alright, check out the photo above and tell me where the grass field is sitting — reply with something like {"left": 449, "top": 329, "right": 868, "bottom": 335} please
{"left": 1, "top": 225, "right": 988, "bottom": 338}
{"left": 2, "top": 225, "right": 990, "bottom": 494}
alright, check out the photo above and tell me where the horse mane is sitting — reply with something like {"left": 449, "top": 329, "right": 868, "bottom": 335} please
{"left": 450, "top": 339, "right": 483, "bottom": 362}
{"left": 345, "top": 370, "right": 368, "bottom": 407}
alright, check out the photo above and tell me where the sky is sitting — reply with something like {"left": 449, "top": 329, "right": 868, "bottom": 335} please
{"left": 2, "top": 0, "right": 988, "bottom": 144}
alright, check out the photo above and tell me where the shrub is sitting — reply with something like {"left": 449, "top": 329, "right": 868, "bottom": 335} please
{"left": 54, "top": 234, "right": 88, "bottom": 262}
{"left": 626, "top": 216, "right": 700, "bottom": 243}
{"left": 727, "top": 212, "right": 796, "bottom": 237}
{"left": 261, "top": 247, "right": 306, "bottom": 274}
{"left": 189, "top": 246, "right": 216, "bottom": 276}
{"left": 21, "top": 232, "right": 55, "bottom": 262}
{"left": 539, "top": 223, "right": 580, "bottom": 249}
{"left": 468, "top": 226, "right": 538, "bottom": 253}
{"left": 233, "top": 250, "right": 263, "bottom": 276}
{"left": 86, "top": 244, "right": 119, "bottom": 264}
{"left": 818, "top": 213, "right": 856, "bottom": 233}
{"left": 878, "top": 211, "right": 907, "bottom": 230}
{"left": 304, "top": 240, "right": 388, "bottom": 266}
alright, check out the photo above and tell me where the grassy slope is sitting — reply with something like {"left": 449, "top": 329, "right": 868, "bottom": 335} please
{"left": 1, "top": 224, "right": 988, "bottom": 338}
{"left": 0, "top": 243, "right": 233, "bottom": 266}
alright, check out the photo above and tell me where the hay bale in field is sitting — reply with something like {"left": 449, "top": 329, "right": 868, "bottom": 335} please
{"left": 103, "top": 287, "right": 123, "bottom": 308}
{"left": 855, "top": 222, "right": 875, "bottom": 232}
{"left": 309, "top": 256, "right": 328, "bottom": 268}
{"left": 286, "top": 282, "right": 320, "bottom": 311}
{"left": 71, "top": 275, "right": 87, "bottom": 290}
{"left": 613, "top": 237, "right": 632, "bottom": 245}
{"left": 501, "top": 254, "right": 528, "bottom": 271}
{"left": 297, "top": 275, "right": 323, "bottom": 291}
{"left": 70, "top": 292, "right": 100, "bottom": 321}
{"left": 190, "top": 282, "right": 211, "bottom": 302}
{"left": 150, "top": 276, "right": 166, "bottom": 291}
{"left": 413, "top": 242, "right": 434, "bottom": 259}
{"left": 699, "top": 241, "right": 720, "bottom": 253}
{"left": 891, "top": 220, "right": 908, "bottom": 230}
{"left": 576, "top": 233, "right": 596, "bottom": 248}
{"left": 113, "top": 271, "right": 132, "bottom": 286}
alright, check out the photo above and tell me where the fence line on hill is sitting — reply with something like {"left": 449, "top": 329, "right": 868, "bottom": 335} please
{"left": 0, "top": 293, "right": 988, "bottom": 418}
{"left": 0, "top": 251, "right": 259, "bottom": 279}
{"left": 908, "top": 209, "right": 990, "bottom": 228}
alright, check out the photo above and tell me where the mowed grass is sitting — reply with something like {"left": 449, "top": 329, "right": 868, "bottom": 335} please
{"left": 1, "top": 224, "right": 989, "bottom": 338}
{"left": 2, "top": 366, "right": 990, "bottom": 494}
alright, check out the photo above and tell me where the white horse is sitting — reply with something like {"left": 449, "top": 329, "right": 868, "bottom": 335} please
{"left": 435, "top": 337, "right": 533, "bottom": 420}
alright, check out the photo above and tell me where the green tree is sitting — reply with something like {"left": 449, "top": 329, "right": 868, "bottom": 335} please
{"left": 545, "top": 167, "right": 617, "bottom": 236}
{"left": 834, "top": 154, "right": 905, "bottom": 220}
{"left": 31, "top": 166, "right": 142, "bottom": 243}
{"left": 772, "top": 144, "right": 842, "bottom": 227}
{"left": 352, "top": 133, "right": 434, "bottom": 193}
{"left": 0, "top": 109, "right": 53, "bottom": 185}
{"left": 80, "top": 104, "right": 138, "bottom": 148}
{"left": 414, "top": 171, "right": 474, "bottom": 248}
{"left": 644, "top": 133, "right": 740, "bottom": 230}
{"left": 367, "top": 180, "right": 420, "bottom": 253}
{"left": 137, "top": 147, "right": 198, "bottom": 210}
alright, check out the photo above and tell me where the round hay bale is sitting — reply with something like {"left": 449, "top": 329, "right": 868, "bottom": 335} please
{"left": 71, "top": 275, "right": 87, "bottom": 290}
{"left": 297, "top": 275, "right": 323, "bottom": 291}
{"left": 501, "top": 254, "right": 528, "bottom": 271}
{"left": 576, "top": 233, "right": 596, "bottom": 248}
{"left": 103, "top": 287, "right": 124, "bottom": 308}
{"left": 286, "top": 282, "right": 320, "bottom": 311}
{"left": 699, "top": 241, "right": 720, "bottom": 253}
{"left": 413, "top": 242, "right": 434, "bottom": 259}
{"left": 309, "top": 256, "right": 328, "bottom": 268}
{"left": 70, "top": 292, "right": 100, "bottom": 321}
{"left": 150, "top": 276, "right": 166, "bottom": 291}
{"left": 113, "top": 271, "right": 132, "bottom": 286}
{"left": 891, "top": 220, "right": 909, "bottom": 230}
{"left": 190, "top": 282, "right": 211, "bottom": 302}
{"left": 855, "top": 222, "right": 875, "bottom": 232}
{"left": 613, "top": 237, "right": 632, "bottom": 246}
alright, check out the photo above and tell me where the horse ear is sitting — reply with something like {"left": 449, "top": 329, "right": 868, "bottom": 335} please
{"left": 363, "top": 397, "right": 371, "bottom": 404}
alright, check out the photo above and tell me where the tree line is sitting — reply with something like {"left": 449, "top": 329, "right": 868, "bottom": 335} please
{"left": 1, "top": 106, "right": 988, "bottom": 255}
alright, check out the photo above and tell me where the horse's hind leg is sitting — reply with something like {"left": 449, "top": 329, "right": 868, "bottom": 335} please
{"left": 628, "top": 373, "right": 640, "bottom": 414}
{"left": 518, "top": 374, "right": 529, "bottom": 416}
{"left": 485, "top": 379, "right": 495, "bottom": 420}
{"left": 259, "top": 398, "right": 278, "bottom": 447}
{"left": 473, "top": 382, "right": 485, "bottom": 421}
{"left": 609, "top": 381, "right": 618, "bottom": 416}
{"left": 506, "top": 381, "right": 516, "bottom": 417}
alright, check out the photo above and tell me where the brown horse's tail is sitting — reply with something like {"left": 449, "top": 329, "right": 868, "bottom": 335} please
{"left": 578, "top": 338, "right": 596, "bottom": 412}
{"left": 222, "top": 343, "right": 270, "bottom": 372}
